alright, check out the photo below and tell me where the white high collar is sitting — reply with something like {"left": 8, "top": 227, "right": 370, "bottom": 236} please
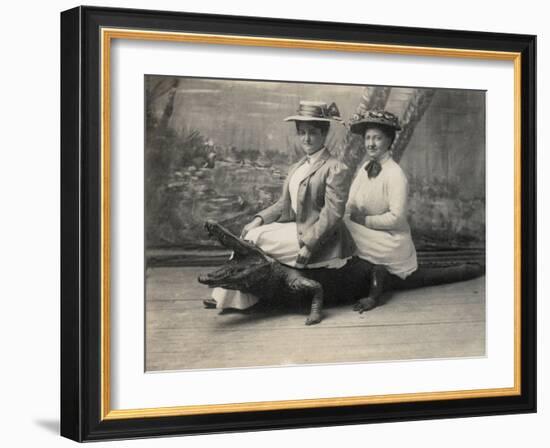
{"left": 304, "top": 146, "right": 326, "bottom": 164}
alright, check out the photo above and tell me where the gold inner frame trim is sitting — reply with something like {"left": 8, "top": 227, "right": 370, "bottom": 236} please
{"left": 100, "top": 27, "right": 522, "bottom": 421}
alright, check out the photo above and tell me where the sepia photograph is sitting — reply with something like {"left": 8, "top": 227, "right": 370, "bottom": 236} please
{"left": 144, "top": 75, "right": 486, "bottom": 371}
{"left": 58, "top": 5, "right": 537, "bottom": 442}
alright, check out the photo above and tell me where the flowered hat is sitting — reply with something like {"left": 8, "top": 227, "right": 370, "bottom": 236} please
{"left": 349, "top": 109, "right": 402, "bottom": 134}
{"left": 284, "top": 100, "right": 343, "bottom": 123}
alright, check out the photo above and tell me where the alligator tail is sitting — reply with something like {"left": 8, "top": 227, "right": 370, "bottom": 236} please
{"left": 391, "top": 263, "right": 485, "bottom": 290}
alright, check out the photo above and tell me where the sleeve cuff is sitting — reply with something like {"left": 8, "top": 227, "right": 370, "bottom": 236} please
{"left": 300, "top": 234, "right": 316, "bottom": 251}
{"left": 364, "top": 216, "right": 372, "bottom": 227}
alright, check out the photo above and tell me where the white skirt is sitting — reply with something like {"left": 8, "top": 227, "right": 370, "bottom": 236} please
{"left": 212, "top": 222, "right": 348, "bottom": 309}
{"left": 344, "top": 216, "right": 417, "bottom": 279}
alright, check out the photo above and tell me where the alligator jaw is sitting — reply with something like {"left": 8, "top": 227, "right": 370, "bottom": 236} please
{"left": 199, "top": 220, "right": 271, "bottom": 289}
{"left": 204, "top": 220, "right": 265, "bottom": 258}
{"left": 198, "top": 268, "right": 232, "bottom": 288}
{"left": 197, "top": 258, "right": 269, "bottom": 289}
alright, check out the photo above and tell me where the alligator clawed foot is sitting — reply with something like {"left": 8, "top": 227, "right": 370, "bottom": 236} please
{"left": 353, "top": 297, "right": 377, "bottom": 314}
{"left": 305, "top": 312, "right": 323, "bottom": 326}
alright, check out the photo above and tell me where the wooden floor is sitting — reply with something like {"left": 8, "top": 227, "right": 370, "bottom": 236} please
{"left": 145, "top": 267, "right": 486, "bottom": 371}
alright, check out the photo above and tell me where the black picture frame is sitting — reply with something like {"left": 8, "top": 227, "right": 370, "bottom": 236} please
{"left": 61, "top": 5, "right": 536, "bottom": 442}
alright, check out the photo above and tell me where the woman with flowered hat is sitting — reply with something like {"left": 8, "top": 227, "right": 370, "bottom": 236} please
{"left": 344, "top": 109, "right": 418, "bottom": 312}
{"left": 204, "top": 100, "right": 355, "bottom": 311}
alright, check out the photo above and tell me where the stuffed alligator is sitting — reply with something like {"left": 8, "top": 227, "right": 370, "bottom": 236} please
{"left": 198, "top": 221, "right": 485, "bottom": 325}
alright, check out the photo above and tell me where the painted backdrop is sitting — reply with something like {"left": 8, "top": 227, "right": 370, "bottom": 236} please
{"left": 145, "top": 76, "right": 485, "bottom": 262}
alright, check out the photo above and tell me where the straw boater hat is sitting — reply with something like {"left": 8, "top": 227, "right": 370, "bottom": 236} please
{"left": 284, "top": 100, "right": 343, "bottom": 123}
{"left": 349, "top": 109, "right": 402, "bottom": 134}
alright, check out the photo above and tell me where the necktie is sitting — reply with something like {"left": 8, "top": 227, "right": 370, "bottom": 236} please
{"left": 365, "top": 160, "right": 382, "bottom": 178}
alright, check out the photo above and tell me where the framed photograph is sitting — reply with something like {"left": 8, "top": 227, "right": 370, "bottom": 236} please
{"left": 60, "top": 6, "right": 536, "bottom": 442}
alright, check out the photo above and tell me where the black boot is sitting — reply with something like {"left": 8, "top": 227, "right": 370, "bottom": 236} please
{"left": 202, "top": 298, "right": 217, "bottom": 309}
{"left": 353, "top": 264, "right": 389, "bottom": 313}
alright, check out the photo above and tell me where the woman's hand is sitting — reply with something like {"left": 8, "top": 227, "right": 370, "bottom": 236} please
{"left": 295, "top": 245, "right": 312, "bottom": 268}
{"left": 240, "top": 216, "right": 263, "bottom": 239}
{"left": 350, "top": 209, "right": 367, "bottom": 226}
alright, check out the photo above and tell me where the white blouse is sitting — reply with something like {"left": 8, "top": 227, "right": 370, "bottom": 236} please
{"left": 288, "top": 147, "right": 325, "bottom": 214}
{"left": 347, "top": 152, "right": 410, "bottom": 231}
{"left": 345, "top": 151, "right": 417, "bottom": 279}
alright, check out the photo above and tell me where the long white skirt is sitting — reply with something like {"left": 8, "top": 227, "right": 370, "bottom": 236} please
{"left": 344, "top": 216, "right": 417, "bottom": 279}
{"left": 212, "top": 222, "right": 348, "bottom": 309}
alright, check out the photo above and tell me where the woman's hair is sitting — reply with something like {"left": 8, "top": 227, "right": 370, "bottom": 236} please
{"left": 360, "top": 123, "right": 397, "bottom": 146}
{"left": 295, "top": 120, "right": 330, "bottom": 135}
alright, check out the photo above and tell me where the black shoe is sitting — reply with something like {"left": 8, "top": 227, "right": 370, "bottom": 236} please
{"left": 203, "top": 298, "right": 217, "bottom": 309}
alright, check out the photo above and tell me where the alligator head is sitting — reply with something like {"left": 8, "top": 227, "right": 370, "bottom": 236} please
{"left": 197, "top": 220, "right": 273, "bottom": 291}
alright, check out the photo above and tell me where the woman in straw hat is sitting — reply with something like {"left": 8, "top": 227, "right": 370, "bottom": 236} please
{"left": 204, "top": 100, "right": 355, "bottom": 311}
{"left": 344, "top": 110, "right": 418, "bottom": 313}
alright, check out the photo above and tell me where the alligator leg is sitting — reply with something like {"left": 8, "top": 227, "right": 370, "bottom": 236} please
{"left": 289, "top": 276, "right": 324, "bottom": 325}
{"left": 353, "top": 265, "right": 388, "bottom": 313}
